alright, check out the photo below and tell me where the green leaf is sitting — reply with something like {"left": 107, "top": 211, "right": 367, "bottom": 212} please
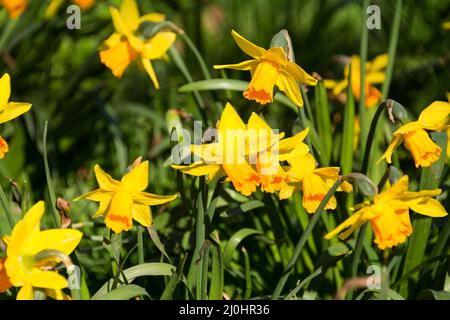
{"left": 400, "top": 132, "right": 447, "bottom": 296}
{"left": 223, "top": 228, "right": 263, "bottom": 269}
{"left": 417, "top": 289, "right": 450, "bottom": 300}
{"left": 209, "top": 235, "right": 224, "bottom": 300}
{"left": 221, "top": 200, "right": 265, "bottom": 217}
{"left": 340, "top": 63, "right": 355, "bottom": 175}
{"left": 178, "top": 79, "right": 298, "bottom": 112}
{"left": 92, "top": 263, "right": 176, "bottom": 299}
{"left": 92, "top": 285, "right": 149, "bottom": 300}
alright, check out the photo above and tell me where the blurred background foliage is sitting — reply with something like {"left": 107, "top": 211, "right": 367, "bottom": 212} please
{"left": 0, "top": 0, "right": 449, "bottom": 298}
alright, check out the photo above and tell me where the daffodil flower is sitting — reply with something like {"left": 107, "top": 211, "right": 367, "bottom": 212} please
{"left": 0, "top": 73, "right": 32, "bottom": 159}
{"left": 46, "top": 0, "right": 95, "bottom": 18}
{"left": 324, "top": 54, "right": 387, "bottom": 108}
{"left": 246, "top": 112, "right": 310, "bottom": 193}
{"left": 280, "top": 152, "right": 352, "bottom": 213}
{"left": 173, "top": 102, "right": 312, "bottom": 196}
{"left": 0, "top": 0, "right": 27, "bottom": 18}
{"left": 173, "top": 103, "right": 260, "bottom": 196}
{"left": 214, "top": 30, "right": 317, "bottom": 107}
{"left": 75, "top": 161, "right": 177, "bottom": 233}
{"left": 378, "top": 100, "right": 450, "bottom": 168}
{"left": 325, "top": 176, "right": 447, "bottom": 250}
{"left": 99, "top": 0, "right": 176, "bottom": 89}
{"left": 2, "top": 201, "right": 83, "bottom": 300}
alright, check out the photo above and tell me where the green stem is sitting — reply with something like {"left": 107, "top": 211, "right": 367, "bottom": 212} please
{"left": 137, "top": 225, "right": 144, "bottom": 264}
{"left": 358, "top": 0, "right": 370, "bottom": 159}
{"left": 271, "top": 178, "right": 345, "bottom": 300}
{"left": 361, "top": 101, "right": 387, "bottom": 174}
{"left": 297, "top": 105, "right": 313, "bottom": 156}
{"left": 0, "top": 182, "right": 14, "bottom": 229}
{"left": 381, "top": 0, "right": 402, "bottom": 100}
{"left": 195, "top": 177, "right": 207, "bottom": 299}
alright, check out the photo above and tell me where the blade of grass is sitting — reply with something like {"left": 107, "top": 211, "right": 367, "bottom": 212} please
{"left": 358, "top": 0, "right": 370, "bottom": 159}
{"left": 381, "top": 0, "right": 403, "bottom": 100}
{"left": 43, "top": 121, "right": 60, "bottom": 227}
{"left": 272, "top": 177, "right": 346, "bottom": 299}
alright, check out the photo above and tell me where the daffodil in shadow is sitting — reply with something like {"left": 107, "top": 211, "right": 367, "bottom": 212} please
{"left": 1, "top": 201, "right": 82, "bottom": 300}
{"left": 0, "top": 73, "right": 32, "bottom": 159}
{"left": 99, "top": 0, "right": 176, "bottom": 89}
{"left": 325, "top": 176, "right": 447, "bottom": 250}
{"left": 214, "top": 30, "right": 317, "bottom": 107}
{"left": 75, "top": 161, "right": 177, "bottom": 233}
{"left": 378, "top": 100, "right": 450, "bottom": 168}
{"left": 325, "top": 54, "right": 387, "bottom": 108}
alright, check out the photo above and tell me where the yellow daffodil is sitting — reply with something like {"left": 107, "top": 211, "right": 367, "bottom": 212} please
{"left": 280, "top": 152, "right": 352, "bottom": 213}
{"left": 378, "top": 100, "right": 450, "bottom": 168}
{"left": 325, "top": 176, "right": 447, "bottom": 250}
{"left": 0, "top": 0, "right": 27, "bottom": 18}
{"left": 247, "top": 113, "right": 310, "bottom": 193}
{"left": 173, "top": 103, "right": 311, "bottom": 196}
{"left": 46, "top": 0, "right": 95, "bottom": 18}
{"left": 214, "top": 30, "right": 317, "bottom": 107}
{"left": 443, "top": 22, "right": 450, "bottom": 30}
{"left": 3, "top": 201, "right": 82, "bottom": 300}
{"left": 75, "top": 161, "right": 177, "bottom": 233}
{"left": 0, "top": 73, "right": 32, "bottom": 159}
{"left": 325, "top": 54, "right": 387, "bottom": 108}
{"left": 99, "top": 0, "right": 176, "bottom": 89}
{"left": 173, "top": 103, "right": 260, "bottom": 196}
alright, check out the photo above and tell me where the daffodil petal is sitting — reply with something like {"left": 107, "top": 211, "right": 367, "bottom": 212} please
{"left": 142, "top": 31, "right": 176, "bottom": 60}
{"left": 402, "top": 196, "right": 447, "bottom": 218}
{"left": 121, "top": 161, "right": 149, "bottom": 192}
{"left": 0, "top": 102, "right": 32, "bottom": 124}
{"left": 365, "top": 72, "right": 385, "bottom": 84}
{"left": 230, "top": 30, "right": 266, "bottom": 58}
{"left": 119, "top": 0, "right": 140, "bottom": 32}
{"left": 377, "top": 134, "right": 403, "bottom": 164}
{"left": 140, "top": 13, "right": 165, "bottom": 24}
{"left": 16, "top": 283, "right": 34, "bottom": 300}
{"left": 132, "top": 204, "right": 152, "bottom": 227}
{"left": 276, "top": 72, "right": 304, "bottom": 107}
{"left": 134, "top": 192, "right": 177, "bottom": 206}
{"left": 27, "top": 229, "right": 82, "bottom": 256}
{"left": 369, "top": 54, "right": 388, "bottom": 72}
{"left": 172, "top": 162, "right": 221, "bottom": 178}
{"left": 418, "top": 101, "right": 450, "bottom": 131}
{"left": 142, "top": 59, "right": 160, "bottom": 89}
{"left": 94, "top": 164, "right": 121, "bottom": 191}
{"left": 324, "top": 210, "right": 364, "bottom": 240}
{"left": 285, "top": 61, "right": 317, "bottom": 86}
{"left": 31, "top": 271, "right": 67, "bottom": 290}
{"left": 213, "top": 59, "right": 256, "bottom": 71}
{"left": 0, "top": 73, "right": 11, "bottom": 109}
